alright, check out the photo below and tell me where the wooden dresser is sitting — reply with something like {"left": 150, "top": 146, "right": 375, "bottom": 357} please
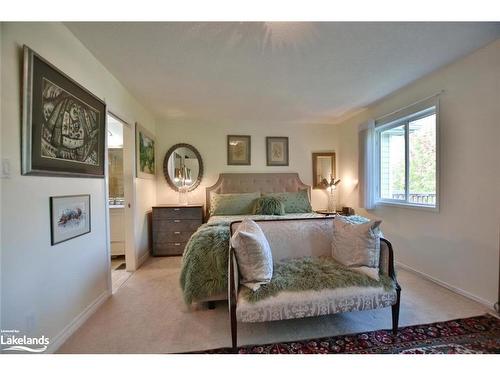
{"left": 152, "top": 204, "right": 203, "bottom": 256}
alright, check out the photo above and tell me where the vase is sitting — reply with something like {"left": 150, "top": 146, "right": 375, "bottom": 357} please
{"left": 327, "top": 190, "right": 336, "bottom": 212}
{"left": 178, "top": 186, "right": 189, "bottom": 205}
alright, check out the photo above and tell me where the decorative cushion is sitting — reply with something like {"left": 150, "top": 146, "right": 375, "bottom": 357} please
{"left": 332, "top": 217, "right": 382, "bottom": 269}
{"left": 210, "top": 192, "right": 260, "bottom": 216}
{"left": 253, "top": 196, "right": 285, "bottom": 216}
{"left": 230, "top": 219, "right": 273, "bottom": 291}
{"left": 263, "top": 190, "right": 312, "bottom": 213}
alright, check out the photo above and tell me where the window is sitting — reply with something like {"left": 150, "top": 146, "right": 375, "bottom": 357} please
{"left": 375, "top": 104, "right": 438, "bottom": 209}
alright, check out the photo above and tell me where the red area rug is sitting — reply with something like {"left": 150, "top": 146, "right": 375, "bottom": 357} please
{"left": 198, "top": 314, "right": 500, "bottom": 354}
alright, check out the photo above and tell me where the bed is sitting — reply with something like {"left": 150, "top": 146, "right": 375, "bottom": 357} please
{"left": 180, "top": 173, "right": 316, "bottom": 304}
{"left": 179, "top": 173, "right": 369, "bottom": 306}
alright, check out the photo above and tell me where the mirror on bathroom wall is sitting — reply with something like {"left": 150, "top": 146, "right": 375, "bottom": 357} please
{"left": 312, "top": 152, "right": 336, "bottom": 189}
{"left": 109, "top": 148, "right": 124, "bottom": 202}
{"left": 107, "top": 115, "right": 125, "bottom": 206}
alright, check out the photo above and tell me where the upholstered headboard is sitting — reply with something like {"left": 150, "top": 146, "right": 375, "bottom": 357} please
{"left": 205, "top": 173, "right": 311, "bottom": 217}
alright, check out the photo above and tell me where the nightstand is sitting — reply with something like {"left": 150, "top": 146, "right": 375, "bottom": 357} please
{"left": 152, "top": 204, "right": 203, "bottom": 256}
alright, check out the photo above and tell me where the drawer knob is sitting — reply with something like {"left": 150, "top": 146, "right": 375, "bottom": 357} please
{"left": 174, "top": 231, "right": 180, "bottom": 234}
{"left": 174, "top": 220, "right": 180, "bottom": 223}
{"left": 174, "top": 208, "right": 180, "bottom": 211}
{"left": 174, "top": 243, "right": 181, "bottom": 246}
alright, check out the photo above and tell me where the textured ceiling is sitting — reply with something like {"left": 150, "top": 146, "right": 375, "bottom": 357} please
{"left": 66, "top": 22, "right": 500, "bottom": 124}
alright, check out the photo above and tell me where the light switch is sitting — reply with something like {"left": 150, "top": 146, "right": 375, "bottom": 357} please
{"left": 1, "top": 158, "right": 11, "bottom": 178}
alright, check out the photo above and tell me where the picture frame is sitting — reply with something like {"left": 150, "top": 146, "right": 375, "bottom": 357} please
{"left": 266, "top": 137, "right": 289, "bottom": 166}
{"left": 227, "top": 135, "right": 251, "bottom": 165}
{"left": 22, "top": 45, "right": 106, "bottom": 177}
{"left": 135, "top": 123, "right": 156, "bottom": 179}
{"left": 50, "top": 194, "right": 91, "bottom": 245}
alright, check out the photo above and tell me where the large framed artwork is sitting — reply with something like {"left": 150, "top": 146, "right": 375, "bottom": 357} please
{"left": 135, "top": 123, "right": 156, "bottom": 179}
{"left": 266, "top": 136, "right": 289, "bottom": 166}
{"left": 227, "top": 135, "right": 251, "bottom": 165}
{"left": 22, "top": 46, "right": 106, "bottom": 177}
{"left": 50, "top": 194, "right": 91, "bottom": 245}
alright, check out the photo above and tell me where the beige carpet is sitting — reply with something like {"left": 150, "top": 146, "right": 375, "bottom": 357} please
{"left": 58, "top": 256, "right": 493, "bottom": 354}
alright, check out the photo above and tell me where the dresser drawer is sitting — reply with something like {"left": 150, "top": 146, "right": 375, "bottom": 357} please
{"left": 153, "top": 219, "right": 201, "bottom": 232}
{"left": 155, "top": 230, "right": 194, "bottom": 243}
{"left": 153, "top": 207, "right": 202, "bottom": 220}
{"left": 153, "top": 242, "right": 186, "bottom": 256}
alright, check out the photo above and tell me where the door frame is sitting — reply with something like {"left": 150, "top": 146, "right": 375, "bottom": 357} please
{"left": 105, "top": 111, "right": 137, "bottom": 294}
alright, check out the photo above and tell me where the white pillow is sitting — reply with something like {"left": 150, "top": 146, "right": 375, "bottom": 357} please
{"left": 332, "top": 217, "right": 382, "bottom": 270}
{"left": 230, "top": 219, "right": 273, "bottom": 291}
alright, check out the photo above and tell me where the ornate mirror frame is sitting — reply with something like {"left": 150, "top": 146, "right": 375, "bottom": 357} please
{"left": 163, "top": 143, "right": 204, "bottom": 192}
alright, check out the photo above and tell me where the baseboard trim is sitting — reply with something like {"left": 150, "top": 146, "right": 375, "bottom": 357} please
{"left": 137, "top": 250, "right": 150, "bottom": 268}
{"left": 47, "top": 290, "right": 110, "bottom": 353}
{"left": 396, "top": 261, "right": 494, "bottom": 309}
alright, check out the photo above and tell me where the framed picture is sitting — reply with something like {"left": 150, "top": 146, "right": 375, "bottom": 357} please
{"left": 50, "top": 194, "right": 91, "bottom": 245}
{"left": 227, "top": 135, "right": 251, "bottom": 165}
{"left": 266, "top": 137, "right": 289, "bottom": 166}
{"left": 135, "top": 123, "right": 156, "bottom": 179}
{"left": 22, "top": 46, "right": 106, "bottom": 177}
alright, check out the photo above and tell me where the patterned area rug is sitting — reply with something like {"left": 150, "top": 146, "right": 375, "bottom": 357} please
{"left": 197, "top": 314, "right": 500, "bottom": 354}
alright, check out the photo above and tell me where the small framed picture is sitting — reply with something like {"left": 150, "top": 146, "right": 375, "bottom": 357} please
{"left": 136, "top": 123, "right": 156, "bottom": 179}
{"left": 227, "top": 135, "right": 251, "bottom": 165}
{"left": 266, "top": 137, "right": 289, "bottom": 166}
{"left": 50, "top": 194, "right": 91, "bottom": 245}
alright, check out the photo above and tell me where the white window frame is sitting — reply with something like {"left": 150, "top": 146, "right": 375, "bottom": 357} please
{"left": 374, "top": 97, "right": 440, "bottom": 211}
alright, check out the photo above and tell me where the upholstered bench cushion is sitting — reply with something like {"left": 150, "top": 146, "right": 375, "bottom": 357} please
{"left": 236, "top": 285, "right": 397, "bottom": 323}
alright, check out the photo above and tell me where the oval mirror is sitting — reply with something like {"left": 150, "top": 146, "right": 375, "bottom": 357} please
{"left": 163, "top": 143, "right": 203, "bottom": 192}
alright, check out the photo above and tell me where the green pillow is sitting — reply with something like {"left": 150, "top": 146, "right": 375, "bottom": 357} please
{"left": 263, "top": 190, "right": 312, "bottom": 213}
{"left": 253, "top": 196, "right": 285, "bottom": 216}
{"left": 210, "top": 192, "right": 260, "bottom": 216}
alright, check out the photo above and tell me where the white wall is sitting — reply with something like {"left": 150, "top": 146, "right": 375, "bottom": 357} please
{"left": 155, "top": 119, "right": 340, "bottom": 210}
{"left": 0, "top": 23, "right": 157, "bottom": 350}
{"left": 337, "top": 39, "right": 500, "bottom": 306}
{"left": 0, "top": 22, "right": 3, "bottom": 330}
{"left": 135, "top": 169, "right": 156, "bottom": 266}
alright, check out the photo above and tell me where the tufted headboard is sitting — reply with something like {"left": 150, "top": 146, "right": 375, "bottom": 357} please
{"left": 205, "top": 173, "right": 311, "bottom": 217}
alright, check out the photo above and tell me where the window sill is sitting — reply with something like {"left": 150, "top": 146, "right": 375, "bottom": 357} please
{"left": 375, "top": 200, "right": 439, "bottom": 212}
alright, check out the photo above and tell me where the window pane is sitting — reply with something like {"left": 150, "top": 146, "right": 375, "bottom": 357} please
{"left": 409, "top": 114, "right": 436, "bottom": 206}
{"left": 380, "top": 124, "right": 406, "bottom": 200}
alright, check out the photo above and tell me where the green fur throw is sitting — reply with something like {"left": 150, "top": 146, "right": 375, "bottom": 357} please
{"left": 179, "top": 222, "right": 230, "bottom": 304}
{"left": 240, "top": 256, "right": 394, "bottom": 303}
{"left": 253, "top": 196, "right": 285, "bottom": 215}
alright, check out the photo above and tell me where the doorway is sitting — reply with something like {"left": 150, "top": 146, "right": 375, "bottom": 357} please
{"left": 107, "top": 113, "right": 134, "bottom": 293}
